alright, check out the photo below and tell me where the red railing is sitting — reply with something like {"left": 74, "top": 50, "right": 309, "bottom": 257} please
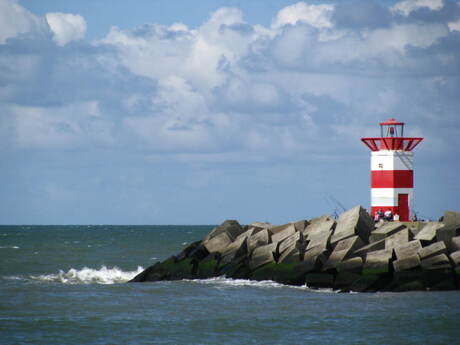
{"left": 361, "top": 137, "right": 423, "bottom": 152}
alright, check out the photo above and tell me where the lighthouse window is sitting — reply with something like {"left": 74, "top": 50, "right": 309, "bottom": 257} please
{"left": 379, "top": 163, "right": 383, "bottom": 169}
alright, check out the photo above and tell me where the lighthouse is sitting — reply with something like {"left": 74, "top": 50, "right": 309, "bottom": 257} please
{"left": 361, "top": 119, "right": 423, "bottom": 221}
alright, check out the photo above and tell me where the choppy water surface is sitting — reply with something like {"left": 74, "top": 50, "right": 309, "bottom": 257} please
{"left": 1, "top": 225, "right": 459, "bottom": 345}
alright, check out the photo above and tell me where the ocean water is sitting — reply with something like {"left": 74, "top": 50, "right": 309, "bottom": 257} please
{"left": 1, "top": 225, "right": 459, "bottom": 345}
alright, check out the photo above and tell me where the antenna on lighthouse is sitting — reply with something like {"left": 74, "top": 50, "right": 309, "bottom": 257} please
{"left": 361, "top": 118, "right": 423, "bottom": 222}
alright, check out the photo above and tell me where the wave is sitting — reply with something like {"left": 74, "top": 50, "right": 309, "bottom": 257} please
{"left": 185, "top": 277, "right": 338, "bottom": 293}
{"left": 30, "top": 266, "right": 144, "bottom": 285}
{"left": 0, "top": 246, "right": 19, "bottom": 249}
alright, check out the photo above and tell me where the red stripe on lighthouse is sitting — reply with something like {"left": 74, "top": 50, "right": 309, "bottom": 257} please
{"left": 371, "top": 170, "right": 413, "bottom": 188}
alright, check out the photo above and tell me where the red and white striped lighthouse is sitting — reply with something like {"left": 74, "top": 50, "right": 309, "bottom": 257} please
{"left": 361, "top": 118, "right": 423, "bottom": 221}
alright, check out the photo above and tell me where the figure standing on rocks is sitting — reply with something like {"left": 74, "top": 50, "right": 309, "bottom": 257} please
{"left": 384, "top": 209, "right": 393, "bottom": 221}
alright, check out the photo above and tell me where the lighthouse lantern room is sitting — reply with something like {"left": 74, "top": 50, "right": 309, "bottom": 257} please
{"left": 361, "top": 118, "right": 423, "bottom": 221}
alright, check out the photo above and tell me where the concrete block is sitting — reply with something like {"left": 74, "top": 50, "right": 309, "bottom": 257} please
{"left": 334, "top": 272, "right": 362, "bottom": 289}
{"left": 303, "top": 243, "right": 328, "bottom": 259}
{"left": 220, "top": 237, "right": 248, "bottom": 265}
{"left": 305, "top": 273, "right": 334, "bottom": 288}
{"left": 331, "top": 205, "right": 374, "bottom": 244}
{"left": 418, "top": 241, "right": 447, "bottom": 260}
{"left": 349, "top": 275, "right": 381, "bottom": 292}
{"left": 252, "top": 243, "right": 277, "bottom": 258}
{"left": 337, "top": 257, "right": 363, "bottom": 272}
{"left": 278, "top": 231, "right": 303, "bottom": 255}
{"left": 306, "top": 230, "right": 332, "bottom": 250}
{"left": 385, "top": 228, "right": 410, "bottom": 250}
{"left": 392, "top": 270, "right": 425, "bottom": 291}
{"left": 271, "top": 224, "right": 296, "bottom": 245}
{"left": 303, "top": 215, "right": 336, "bottom": 238}
{"left": 175, "top": 241, "right": 205, "bottom": 261}
{"left": 203, "top": 231, "right": 233, "bottom": 254}
{"left": 369, "top": 222, "right": 406, "bottom": 243}
{"left": 423, "top": 266, "right": 455, "bottom": 290}
{"left": 278, "top": 248, "right": 301, "bottom": 264}
{"left": 436, "top": 226, "right": 458, "bottom": 252}
{"left": 363, "top": 249, "right": 393, "bottom": 275}
{"left": 451, "top": 236, "right": 460, "bottom": 252}
{"left": 270, "top": 223, "right": 294, "bottom": 236}
{"left": 353, "top": 238, "right": 386, "bottom": 258}
{"left": 235, "top": 228, "right": 255, "bottom": 241}
{"left": 250, "top": 222, "right": 272, "bottom": 229}
{"left": 249, "top": 245, "right": 275, "bottom": 270}
{"left": 421, "top": 254, "right": 451, "bottom": 269}
{"left": 205, "top": 220, "right": 244, "bottom": 241}
{"left": 247, "top": 229, "right": 270, "bottom": 251}
{"left": 393, "top": 255, "right": 421, "bottom": 272}
{"left": 252, "top": 263, "right": 303, "bottom": 285}
{"left": 296, "top": 249, "right": 325, "bottom": 274}
{"left": 322, "top": 236, "right": 364, "bottom": 271}
{"left": 415, "top": 222, "right": 444, "bottom": 242}
{"left": 195, "top": 254, "right": 220, "bottom": 278}
{"left": 292, "top": 219, "right": 309, "bottom": 233}
{"left": 394, "top": 240, "right": 422, "bottom": 260}
{"left": 407, "top": 222, "right": 424, "bottom": 238}
{"left": 450, "top": 251, "right": 460, "bottom": 266}
{"left": 442, "top": 210, "right": 460, "bottom": 227}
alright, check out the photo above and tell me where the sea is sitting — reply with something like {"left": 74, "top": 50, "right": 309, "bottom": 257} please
{"left": 1, "top": 225, "right": 459, "bottom": 345}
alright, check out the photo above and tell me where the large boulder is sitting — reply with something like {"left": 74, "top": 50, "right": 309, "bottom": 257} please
{"left": 204, "top": 220, "right": 244, "bottom": 241}
{"left": 442, "top": 211, "right": 460, "bottom": 227}
{"left": 203, "top": 231, "right": 233, "bottom": 254}
{"left": 418, "top": 241, "right": 447, "bottom": 260}
{"left": 271, "top": 224, "right": 296, "bottom": 244}
{"left": 322, "top": 236, "right": 364, "bottom": 271}
{"left": 363, "top": 249, "right": 393, "bottom": 275}
{"left": 247, "top": 228, "right": 270, "bottom": 251}
{"left": 249, "top": 243, "right": 276, "bottom": 270}
{"left": 330, "top": 205, "right": 374, "bottom": 244}
{"left": 385, "top": 228, "right": 410, "bottom": 249}
{"left": 415, "top": 222, "right": 444, "bottom": 243}
{"left": 369, "top": 222, "right": 406, "bottom": 243}
{"left": 392, "top": 241, "right": 422, "bottom": 272}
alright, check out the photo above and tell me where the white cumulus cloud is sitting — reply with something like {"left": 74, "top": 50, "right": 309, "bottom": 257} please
{"left": 391, "top": 0, "right": 444, "bottom": 16}
{"left": 0, "top": 0, "right": 42, "bottom": 43}
{"left": 272, "top": 2, "right": 335, "bottom": 29}
{"left": 46, "top": 12, "right": 87, "bottom": 46}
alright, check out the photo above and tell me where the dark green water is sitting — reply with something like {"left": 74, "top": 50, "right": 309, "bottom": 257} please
{"left": 1, "top": 226, "right": 459, "bottom": 345}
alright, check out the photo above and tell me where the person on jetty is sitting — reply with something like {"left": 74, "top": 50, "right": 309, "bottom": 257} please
{"left": 393, "top": 213, "right": 400, "bottom": 221}
{"left": 374, "top": 209, "right": 384, "bottom": 223}
{"left": 384, "top": 209, "right": 393, "bottom": 221}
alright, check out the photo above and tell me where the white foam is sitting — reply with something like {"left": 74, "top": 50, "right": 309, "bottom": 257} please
{"left": 185, "top": 277, "right": 320, "bottom": 291}
{"left": 30, "top": 266, "right": 144, "bottom": 285}
{"left": 0, "top": 246, "right": 19, "bottom": 249}
{"left": 183, "top": 277, "right": 341, "bottom": 293}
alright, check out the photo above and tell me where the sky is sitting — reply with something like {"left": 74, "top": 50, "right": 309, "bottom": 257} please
{"left": 0, "top": 0, "right": 459, "bottom": 225}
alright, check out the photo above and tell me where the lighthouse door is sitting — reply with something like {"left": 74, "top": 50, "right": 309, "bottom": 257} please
{"left": 398, "top": 194, "right": 409, "bottom": 221}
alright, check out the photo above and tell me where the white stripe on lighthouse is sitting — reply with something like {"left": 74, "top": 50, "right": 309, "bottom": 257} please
{"left": 371, "top": 151, "right": 413, "bottom": 171}
{"left": 371, "top": 188, "right": 413, "bottom": 207}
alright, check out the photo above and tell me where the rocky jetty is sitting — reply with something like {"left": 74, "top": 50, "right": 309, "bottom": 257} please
{"left": 130, "top": 207, "right": 460, "bottom": 292}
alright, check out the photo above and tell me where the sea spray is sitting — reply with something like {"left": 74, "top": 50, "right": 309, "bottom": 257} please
{"left": 31, "top": 266, "right": 144, "bottom": 285}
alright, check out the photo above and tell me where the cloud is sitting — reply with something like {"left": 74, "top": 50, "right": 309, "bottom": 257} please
{"left": 0, "top": 0, "right": 44, "bottom": 43}
{"left": 45, "top": 12, "right": 87, "bottom": 46}
{"left": 391, "top": 0, "right": 444, "bottom": 16}
{"left": 272, "top": 2, "right": 335, "bottom": 29}
{"left": 0, "top": 0, "right": 459, "bottom": 162}
{"left": 0, "top": 0, "right": 459, "bottom": 223}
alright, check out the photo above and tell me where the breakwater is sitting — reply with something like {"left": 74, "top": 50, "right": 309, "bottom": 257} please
{"left": 131, "top": 206, "right": 460, "bottom": 292}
